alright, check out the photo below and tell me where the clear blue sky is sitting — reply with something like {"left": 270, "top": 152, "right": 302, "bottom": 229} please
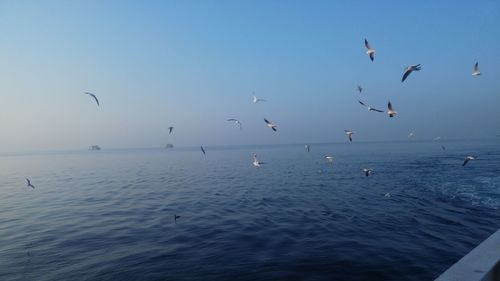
{"left": 0, "top": 0, "right": 499, "bottom": 152}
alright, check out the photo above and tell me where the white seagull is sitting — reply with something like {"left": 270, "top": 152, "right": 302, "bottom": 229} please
{"left": 324, "top": 156, "right": 335, "bottom": 164}
{"left": 408, "top": 131, "right": 415, "bottom": 138}
{"left": 227, "top": 119, "right": 242, "bottom": 130}
{"left": 252, "top": 153, "right": 265, "bottom": 167}
{"left": 344, "top": 130, "right": 354, "bottom": 142}
{"left": 358, "top": 100, "right": 384, "bottom": 112}
{"left": 84, "top": 92, "right": 99, "bottom": 107}
{"left": 463, "top": 155, "right": 476, "bottom": 166}
{"left": 26, "top": 178, "right": 35, "bottom": 189}
{"left": 252, "top": 95, "right": 266, "bottom": 104}
{"left": 364, "top": 38, "right": 375, "bottom": 61}
{"left": 472, "top": 62, "right": 481, "bottom": 76}
{"left": 363, "top": 168, "right": 374, "bottom": 177}
{"left": 264, "top": 118, "right": 277, "bottom": 132}
{"left": 305, "top": 144, "right": 310, "bottom": 152}
{"left": 387, "top": 101, "right": 397, "bottom": 118}
{"left": 401, "top": 64, "right": 421, "bottom": 82}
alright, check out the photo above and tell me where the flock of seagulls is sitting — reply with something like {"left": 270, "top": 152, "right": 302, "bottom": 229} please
{"left": 26, "top": 38, "right": 484, "bottom": 198}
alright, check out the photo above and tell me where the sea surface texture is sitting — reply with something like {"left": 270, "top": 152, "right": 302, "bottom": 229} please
{"left": 1, "top": 140, "right": 499, "bottom": 281}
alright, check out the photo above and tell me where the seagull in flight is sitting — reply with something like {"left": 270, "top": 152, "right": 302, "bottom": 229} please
{"left": 364, "top": 38, "right": 375, "bottom": 61}
{"left": 408, "top": 131, "right": 415, "bottom": 138}
{"left": 324, "top": 156, "right": 335, "bottom": 164}
{"left": 358, "top": 100, "right": 384, "bottom": 112}
{"left": 401, "top": 64, "right": 421, "bottom": 82}
{"left": 344, "top": 130, "right": 354, "bottom": 142}
{"left": 433, "top": 136, "right": 442, "bottom": 141}
{"left": 363, "top": 168, "right": 374, "bottom": 177}
{"left": 168, "top": 126, "right": 174, "bottom": 134}
{"left": 384, "top": 192, "right": 391, "bottom": 198}
{"left": 252, "top": 153, "right": 265, "bottom": 167}
{"left": 305, "top": 144, "right": 310, "bottom": 152}
{"left": 472, "top": 62, "right": 481, "bottom": 76}
{"left": 200, "top": 146, "right": 206, "bottom": 155}
{"left": 264, "top": 118, "right": 277, "bottom": 132}
{"left": 252, "top": 95, "right": 266, "bottom": 103}
{"left": 387, "top": 101, "right": 397, "bottom": 118}
{"left": 463, "top": 155, "right": 476, "bottom": 166}
{"left": 357, "top": 85, "right": 363, "bottom": 93}
{"left": 174, "top": 214, "right": 180, "bottom": 223}
{"left": 441, "top": 145, "right": 446, "bottom": 151}
{"left": 227, "top": 119, "right": 242, "bottom": 130}
{"left": 84, "top": 92, "right": 99, "bottom": 107}
{"left": 26, "top": 178, "right": 35, "bottom": 189}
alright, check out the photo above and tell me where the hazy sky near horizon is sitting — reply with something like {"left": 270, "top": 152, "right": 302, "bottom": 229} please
{"left": 1, "top": 1, "right": 499, "bottom": 152}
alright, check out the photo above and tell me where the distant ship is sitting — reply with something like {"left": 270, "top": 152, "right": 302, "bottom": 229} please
{"left": 165, "top": 143, "right": 174, "bottom": 149}
{"left": 89, "top": 145, "right": 101, "bottom": 151}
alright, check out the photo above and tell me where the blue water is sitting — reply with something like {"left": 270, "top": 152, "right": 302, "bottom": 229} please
{"left": 1, "top": 140, "right": 499, "bottom": 281}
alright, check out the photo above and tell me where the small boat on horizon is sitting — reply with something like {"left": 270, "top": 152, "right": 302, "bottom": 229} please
{"left": 89, "top": 145, "right": 101, "bottom": 151}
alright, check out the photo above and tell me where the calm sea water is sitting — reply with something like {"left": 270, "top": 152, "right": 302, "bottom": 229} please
{"left": 1, "top": 140, "right": 499, "bottom": 281}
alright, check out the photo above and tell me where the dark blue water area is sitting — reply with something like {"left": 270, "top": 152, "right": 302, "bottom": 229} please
{"left": 1, "top": 140, "right": 499, "bottom": 281}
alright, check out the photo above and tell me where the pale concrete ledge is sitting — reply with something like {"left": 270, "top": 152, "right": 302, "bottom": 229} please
{"left": 435, "top": 228, "right": 500, "bottom": 281}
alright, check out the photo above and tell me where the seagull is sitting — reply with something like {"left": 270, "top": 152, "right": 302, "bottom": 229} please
{"left": 384, "top": 192, "right": 391, "bottom": 198}
{"left": 463, "top": 155, "right": 476, "bottom": 166}
{"left": 472, "top": 62, "right": 481, "bottom": 76}
{"left": 364, "top": 38, "right": 375, "bottom": 61}
{"left": 324, "top": 156, "right": 335, "bottom": 164}
{"left": 358, "top": 100, "right": 384, "bottom": 112}
{"left": 363, "top": 168, "right": 374, "bottom": 177}
{"left": 26, "top": 178, "right": 35, "bottom": 189}
{"left": 357, "top": 85, "right": 363, "bottom": 93}
{"left": 387, "top": 101, "right": 397, "bottom": 118}
{"left": 168, "top": 126, "right": 174, "bottom": 134}
{"left": 441, "top": 145, "right": 446, "bottom": 151}
{"left": 264, "top": 118, "right": 277, "bottom": 132}
{"left": 174, "top": 214, "right": 180, "bottom": 223}
{"left": 252, "top": 153, "right": 265, "bottom": 167}
{"left": 433, "top": 136, "right": 442, "bottom": 141}
{"left": 305, "top": 144, "right": 310, "bottom": 152}
{"left": 227, "top": 119, "right": 242, "bottom": 130}
{"left": 344, "top": 130, "right": 354, "bottom": 142}
{"left": 200, "top": 146, "right": 206, "bottom": 155}
{"left": 401, "top": 64, "right": 421, "bottom": 82}
{"left": 84, "top": 92, "right": 99, "bottom": 107}
{"left": 252, "top": 95, "right": 266, "bottom": 103}
{"left": 408, "top": 131, "right": 415, "bottom": 138}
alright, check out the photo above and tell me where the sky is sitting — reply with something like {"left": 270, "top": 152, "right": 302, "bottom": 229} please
{"left": 0, "top": 0, "right": 499, "bottom": 152}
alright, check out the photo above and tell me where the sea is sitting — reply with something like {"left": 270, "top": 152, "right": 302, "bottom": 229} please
{"left": 1, "top": 139, "right": 499, "bottom": 281}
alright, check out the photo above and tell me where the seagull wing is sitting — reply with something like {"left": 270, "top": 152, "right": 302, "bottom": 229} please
{"left": 84, "top": 92, "right": 99, "bottom": 106}
{"left": 474, "top": 62, "right": 479, "bottom": 72}
{"left": 357, "top": 85, "right": 362, "bottom": 93}
{"left": 402, "top": 69, "right": 412, "bottom": 82}
{"left": 369, "top": 52, "right": 374, "bottom": 61}
{"left": 463, "top": 158, "right": 470, "bottom": 166}
{"left": 364, "top": 39, "right": 371, "bottom": 50}
{"left": 264, "top": 118, "right": 271, "bottom": 125}
{"left": 370, "top": 108, "right": 384, "bottom": 112}
{"left": 200, "top": 146, "right": 206, "bottom": 155}
{"left": 227, "top": 119, "right": 237, "bottom": 122}
{"left": 358, "top": 100, "right": 368, "bottom": 108}
{"left": 388, "top": 102, "right": 393, "bottom": 111}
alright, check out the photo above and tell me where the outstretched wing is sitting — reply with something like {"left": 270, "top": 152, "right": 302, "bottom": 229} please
{"left": 358, "top": 100, "right": 368, "bottom": 108}
{"left": 401, "top": 69, "right": 412, "bottom": 82}
{"left": 364, "top": 38, "right": 371, "bottom": 50}
{"left": 388, "top": 102, "right": 393, "bottom": 111}
{"left": 370, "top": 108, "right": 384, "bottom": 112}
